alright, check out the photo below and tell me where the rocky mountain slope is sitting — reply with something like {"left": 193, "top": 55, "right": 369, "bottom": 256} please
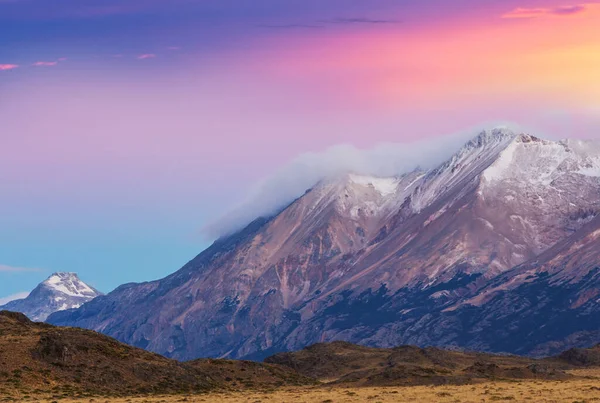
{"left": 0, "top": 273, "right": 102, "bottom": 321}
{"left": 49, "top": 129, "right": 600, "bottom": 360}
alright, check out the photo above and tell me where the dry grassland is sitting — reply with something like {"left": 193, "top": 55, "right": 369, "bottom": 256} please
{"left": 5, "top": 369, "right": 599, "bottom": 403}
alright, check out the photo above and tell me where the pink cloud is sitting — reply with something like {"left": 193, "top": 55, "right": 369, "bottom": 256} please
{"left": 503, "top": 4, "right": 588, "bottom": 18}
{"left": 502, "top": 7, "right": 548, "bottom": 18}
{"left": 0, "top": 64, "right": 19, "bottom": 71}
{"left": 58, "top": 57, "right": 68, "bottom": 61}
{"left": 137, "top": 54, "right": 157, "bottom": 60}
{"left": 552, "top": 5, "right": 587, "bottom": 15}
{"left": 32, "top": 61, "right": 58, "bottom": 67}
{"left": 167, "top": 46, "right": 181, "bottom": 51}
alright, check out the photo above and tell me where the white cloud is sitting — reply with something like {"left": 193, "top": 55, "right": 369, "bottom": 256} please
{"left": 202, "top": 126, "right": 510, "bottom": 239}
{"left": 0, "top": 264, "right": 42, "bottom": 272}
{"left": 0, "top": 292, "right": 30, "bottom": 306}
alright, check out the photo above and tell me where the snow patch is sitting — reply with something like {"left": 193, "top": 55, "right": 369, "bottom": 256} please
{"left": 43, "top": 273, "right": 97, "bottom": 297}
{"left": 482, "top": 139, "right": 519, "bottom": 183}
{"left": 348, "top": 174, "right": 399, "bottom": 196}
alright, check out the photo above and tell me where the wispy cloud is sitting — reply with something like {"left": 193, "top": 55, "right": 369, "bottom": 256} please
{"left": 137, "top": 53, "right": 156, "bottom": 60}
{"left": 167, "top": 46, "right": 181, "bottom": 51}
{"left": 0, "top": 264, "right": 42, "bottom": 272}
{"left": 0, "top": 292, "right": 30, "bottom": 306}
{"left": 257, "top": 23, "right": 324, "bottom": 29}
{"left": 503, "top": 4, "right": 589, "bottom": 18}
{"left": 0, "top": 64, "right": 19, "bottom": 71}
{"left": 258, "top": 16, "right": 401, "bottom": 30}
{"left": 202, "top": 129, "right": 480, "bottom": 239}
{"left": 32, "top": 61, "right": 58, "bottom": 67}
{"left": 323, "top": 17, "right": 402, "bottom": 25}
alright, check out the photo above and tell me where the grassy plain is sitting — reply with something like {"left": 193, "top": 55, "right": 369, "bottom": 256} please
{"left": 9, "top": 369, "right": 600, "bottom": 403}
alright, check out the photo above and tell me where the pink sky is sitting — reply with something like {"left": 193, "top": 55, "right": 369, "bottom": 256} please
{"left": 0, "top": 0, "right": 599, "bottom": 296}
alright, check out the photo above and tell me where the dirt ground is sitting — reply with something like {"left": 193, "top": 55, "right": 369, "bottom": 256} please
{"left": 6, "top": 369, "right": 600, "bottom": 403}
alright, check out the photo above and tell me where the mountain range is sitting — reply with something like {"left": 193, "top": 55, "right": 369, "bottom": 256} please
{"left": 48, "top": 128, "right": 600, "bottom": 361}
{"left": 0, "top": 272, "right": 101, "bottom": 321}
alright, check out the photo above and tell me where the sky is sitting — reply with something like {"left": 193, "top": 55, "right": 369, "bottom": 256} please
{"left": 1, "top": 0, "right": 599, "bottom": 301}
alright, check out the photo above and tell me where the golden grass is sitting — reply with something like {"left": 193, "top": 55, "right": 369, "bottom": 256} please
{"left": 9, "top": 369, "right": 600, "bottom": 403}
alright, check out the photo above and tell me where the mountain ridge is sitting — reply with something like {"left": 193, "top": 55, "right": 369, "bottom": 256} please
{"left": 48, "top": 128, "right": 600, "bottom": 361}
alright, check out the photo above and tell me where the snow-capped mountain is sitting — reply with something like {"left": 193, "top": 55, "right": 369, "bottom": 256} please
{"left": 0, "top": 272, "right": 102, "bottom": 321}
{"left": 48, "top": 129, "right": 600, "bottom": 359}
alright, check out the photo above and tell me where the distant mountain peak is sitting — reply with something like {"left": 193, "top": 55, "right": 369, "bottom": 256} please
{"left": 0, "top": 272, "right": 101, "bottom": 322}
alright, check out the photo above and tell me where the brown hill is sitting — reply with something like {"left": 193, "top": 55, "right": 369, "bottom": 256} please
{"left": 546, "top": 344, "right": 600, "bottom": 368}
{"left": 0, "top": 311, "right": 313, "bottom": 399}
{"left": 265, "top": 341, "right": 570, "bottom": 386}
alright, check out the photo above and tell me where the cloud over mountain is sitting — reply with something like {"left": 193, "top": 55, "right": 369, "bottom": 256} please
{"left": 202, "top": 127, "right": 505, "bottom": 239}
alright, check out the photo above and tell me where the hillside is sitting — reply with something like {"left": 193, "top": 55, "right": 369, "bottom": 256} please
{"left": 264, "top": 341, "right": 570, "bottom": 386}
{"left": 6, "top": 311, "right": 600, "bottom": 402}
{"left": 0, "top": 311, "right": 313, "bottom": 399}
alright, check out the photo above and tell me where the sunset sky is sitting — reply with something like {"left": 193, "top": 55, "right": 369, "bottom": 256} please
{"left": 1, "top": 0, "right": 599, "bottom": 300}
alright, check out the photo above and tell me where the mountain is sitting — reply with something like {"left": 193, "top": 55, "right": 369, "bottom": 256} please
{"left": 0, "top": 311, "right": 313, "bottom": 398}
{"left": 1, "top": 272, "right": 102, "bottom": 321}
{"left": 48, "top": 128, "right": 600, "bottom": 360}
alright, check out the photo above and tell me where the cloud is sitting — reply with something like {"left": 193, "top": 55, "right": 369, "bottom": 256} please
{"left": 167, "top": 46, "right": 181, "bottom": 51}
{"left": 202, "top": 127, "right": 497, "bottom": 239}
{"left": 324, "top": 17, "right": 402, "bottom": 24}
{"left": 552, "top": 4, "right": 588, "bottom": 14}
{"left": 0, "top": 64, "right": 18, "bottom": 71}
{"left": 32, "top": 61, "right": 58, "bottom": 67}
{"left": 502, "top": 4, "right": 588, "bottom": 18}
{"left": 257, "top": 16, "right": 401, "bottom": 30}
{"left": 257, "top": 23, "right": 325, "bottom": 29}
{"left": 0, "top": 264, "right": 42, "bottom": 272}
{"left": 137, "top": 53, "right": 156, "bottom": 60}
{"left": 0, "top": 292, "right": 30, "bottom": 306}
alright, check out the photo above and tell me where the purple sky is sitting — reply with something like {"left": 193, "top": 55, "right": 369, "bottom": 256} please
{"left": 1, "top": 0, "right": 599, "bottom": 300}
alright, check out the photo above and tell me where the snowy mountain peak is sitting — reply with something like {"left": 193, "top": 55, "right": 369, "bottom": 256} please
{"left": 42, "top": 272, "right": 98, "bottom": 298}
{"left": 466, "top": 127, "right": 518, "bottom": 149}
{"left": 313, "top": 171, "right": 425, "bottom": 221}
{"left": 0, "top": 272, "right": 102, "bottom": 322}
{"left": 408, "top": 128, "right": 518, "bottom": 212}
{"left": 514, "top": 133, "right": 544, "bottom": 144}
{"left": 481, "top": 135, "right": 600, "bottom": 186}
